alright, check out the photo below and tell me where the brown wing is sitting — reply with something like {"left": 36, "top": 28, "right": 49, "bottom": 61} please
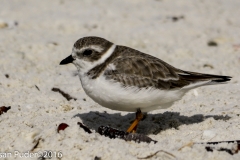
{"left": 104, "top": 46, "right": 191, "bottom": 90}
{"left": 104, "top": 46, "right": 231, "bottom": 90}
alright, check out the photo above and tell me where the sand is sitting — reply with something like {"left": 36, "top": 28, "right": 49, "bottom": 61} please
{"left": 0, "top": 0, "right": 240, "bottom": 159}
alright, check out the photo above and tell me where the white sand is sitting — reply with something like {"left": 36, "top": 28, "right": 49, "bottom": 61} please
{"left": 0, "top": 0, "right": 240, "bottom": 159}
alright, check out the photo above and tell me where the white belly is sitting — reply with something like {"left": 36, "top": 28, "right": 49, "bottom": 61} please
{"left": 79, "top": 74, "right": 186, "bottom": 112}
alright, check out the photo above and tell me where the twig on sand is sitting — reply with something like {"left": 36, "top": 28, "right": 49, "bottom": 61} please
{"left": 78, "top": 122, "right": 92, "bottom": 134}
{"left": 179, "top": 140, "right": 240, "bottom": 155}
{"left": 137, "top": 150, "right": 176, "bottom": 159}
{"left": 51, "top": 87, "right": 77, "bottom": 101}
{"left": 31, "top": 138, "right": 41, "bottom": 152}
{"left": 178, "top": 141, "right": 194, "bottom": 151}
{"left": 98, "top": 126, "right": 157, "bottom": 143}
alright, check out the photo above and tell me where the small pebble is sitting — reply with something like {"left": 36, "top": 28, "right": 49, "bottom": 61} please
{"left": 5, "top": 74, "right": 9, "bottom": 78}
{"left": 0, "top": 22, "right": 8, "bottom": 29}
{"left": 208, "top": 41, "right": 218, "bottom": 47}
{"left": 171, "top": 15, "right": 184, "bottom": 22}
{"left": 94, "top": 156, "right": 101, "bottom": 160}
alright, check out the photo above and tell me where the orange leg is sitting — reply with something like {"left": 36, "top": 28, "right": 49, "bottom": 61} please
{"left": 127, "top": 109, "right": 144, "bottom": 133}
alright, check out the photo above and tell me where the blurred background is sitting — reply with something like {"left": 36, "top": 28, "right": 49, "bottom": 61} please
{"left": 1, "top": 0, "right": 239, "bottom": 74}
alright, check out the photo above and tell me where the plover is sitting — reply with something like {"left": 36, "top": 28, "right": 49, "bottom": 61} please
{"left": 60, "top": 36, "right": 231, "bottom": 133}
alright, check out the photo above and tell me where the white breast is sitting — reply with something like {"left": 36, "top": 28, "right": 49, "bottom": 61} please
{"left": 79, "top": 74, "right": 186, "bottom": 112}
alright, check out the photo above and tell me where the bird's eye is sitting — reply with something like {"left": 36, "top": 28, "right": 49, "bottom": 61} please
{"left": 83, "top": 49, "right": 93, "bottom": 56}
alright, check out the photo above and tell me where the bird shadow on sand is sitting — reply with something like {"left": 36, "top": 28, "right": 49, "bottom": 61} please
{"left": 73, "top": 111, "right": 231, "bottom": 135}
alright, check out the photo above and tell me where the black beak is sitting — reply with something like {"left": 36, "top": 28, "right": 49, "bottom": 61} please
{"left": 60, "top": 55, "right": 74, "bottom": 65}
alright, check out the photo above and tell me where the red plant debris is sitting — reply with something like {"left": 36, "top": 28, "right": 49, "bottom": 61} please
{"left": 57, "top": 123, "right": 69, "bottom": 133}
{"left": 0, "top": 106, "right": 11, "bottom": 115}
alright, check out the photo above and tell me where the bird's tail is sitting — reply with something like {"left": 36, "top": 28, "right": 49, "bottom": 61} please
{"left": 178, "top": 70, "right": 232, "bottom": 89}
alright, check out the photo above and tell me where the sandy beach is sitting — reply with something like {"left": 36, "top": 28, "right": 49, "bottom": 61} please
{"left": 0, "top": 0, "right": 240, "bottom": 159}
